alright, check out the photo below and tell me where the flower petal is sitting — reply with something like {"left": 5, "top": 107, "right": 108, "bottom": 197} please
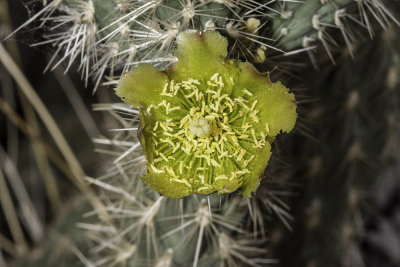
{"left": 116, "top": 63, "right": 169, "bottom": 108}
{"left": 251, "top": 82, "right": 297, "bottom": 137}
{"left": 241, "top": 142, "right": 272, "bottom": 198}
{"left": 231, "top": 62, "right": 272, "bottom": 97}
{"left": 169, "top": 31, "right": 229, "bottom": 81}
{"left": 141, "top": 171, "right": 191, "bottom": 199}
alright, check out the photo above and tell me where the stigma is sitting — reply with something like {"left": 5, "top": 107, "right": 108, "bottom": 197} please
{"left": 189, "top": 118, "right": 210, "bottom": 137}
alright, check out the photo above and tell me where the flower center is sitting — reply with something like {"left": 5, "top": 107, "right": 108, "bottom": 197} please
{"left": 144, "top": 73, "right": 268, "bottom": 192}
{"left": 189, "top": 118, "right": 210, "bottom": 137}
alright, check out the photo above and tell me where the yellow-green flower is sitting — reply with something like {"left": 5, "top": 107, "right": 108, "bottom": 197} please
{"left": 116, "top": 30, "right": 297, "bottom": 198}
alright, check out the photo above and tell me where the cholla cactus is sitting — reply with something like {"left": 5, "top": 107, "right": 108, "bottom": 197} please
{"left": 6, "top": 0, "right": 400, "bottom": 267}
{"left": 11, "top": 0, "right": 399, "bottom": 90}
{"left": 80, "top": 30, "right": 296, "bottom": 266}
{"left": 271, "top": 0, "right": 400, "bottom": 63}
{"left": 13, "top": 0, "right": 285, "bottom": 90}
{"left": 81, "top": 182, "right": 274, "bottom": 266}
{"left": 269, "top": 14, "right": 400, "bottom": 267}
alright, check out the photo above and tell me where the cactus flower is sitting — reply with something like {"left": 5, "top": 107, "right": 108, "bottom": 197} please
{"left": 116, "top": 30, "right": 297, "bottom": 198}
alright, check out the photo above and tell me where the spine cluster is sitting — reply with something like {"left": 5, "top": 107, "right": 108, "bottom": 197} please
{"left": 14, "top": 0, "right": 398, "bottom": 90}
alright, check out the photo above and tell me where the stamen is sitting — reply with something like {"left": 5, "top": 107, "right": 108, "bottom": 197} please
{"left": 147, "top": 73, "right": 266, "bottom": 189}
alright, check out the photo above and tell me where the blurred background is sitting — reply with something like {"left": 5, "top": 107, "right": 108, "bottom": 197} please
{"left": 0, "top": 0, "right": 118, "bottom": 265}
